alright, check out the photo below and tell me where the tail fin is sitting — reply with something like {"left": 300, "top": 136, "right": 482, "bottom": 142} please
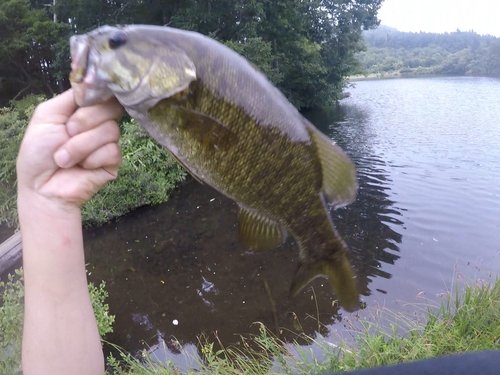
{"left": 290, "top": 252, "right": 359, "bottom": 312}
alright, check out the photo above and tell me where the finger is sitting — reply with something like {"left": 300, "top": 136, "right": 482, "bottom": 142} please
{"left": 80, "top": 142, "right": 122, "bottom": 174}
{"left": 66, "top": 98, "right": 124, "bottom": 136}
{"left": 54, "top": 120, "right": 120, "bottom": 168}
{"left": 31, "top": 90, "right": 77, "bottom": 125}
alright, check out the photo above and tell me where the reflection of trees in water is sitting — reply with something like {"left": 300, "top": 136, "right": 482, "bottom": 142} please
{"left": 84, "top": 104, "right": 405, "bottom": 361}
{"left": 304, "top": 105, "right": 404, "bottom": 296}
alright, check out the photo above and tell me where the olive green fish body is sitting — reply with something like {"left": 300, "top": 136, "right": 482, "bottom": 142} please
{"left": 69, "top": 25, "right": 360, "bottom": 311}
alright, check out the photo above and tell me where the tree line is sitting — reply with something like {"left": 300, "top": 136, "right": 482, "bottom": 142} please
{"left": 356, "top": 25, "right": 500, "bottom": 76}
{"left": 0, "top": 0, "right": 383, "bottom": 109}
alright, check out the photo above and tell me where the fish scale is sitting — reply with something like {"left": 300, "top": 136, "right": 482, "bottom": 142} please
{"left": 69, "top": 24, "right": 360, "bottom": 312}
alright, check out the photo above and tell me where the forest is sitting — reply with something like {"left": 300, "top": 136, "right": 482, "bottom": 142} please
{"left": 0, "top": 0, "right": 383, "bottom": 109}
{"left": 355, "top": 25, "right": 500, "bottom": 76}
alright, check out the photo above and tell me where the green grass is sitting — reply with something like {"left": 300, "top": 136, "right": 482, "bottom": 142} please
{"left": 2, "top": 267, "right": 499, "bottom": 374}
{"left": 106, "top": 277, "right": 500, "bottom": 374}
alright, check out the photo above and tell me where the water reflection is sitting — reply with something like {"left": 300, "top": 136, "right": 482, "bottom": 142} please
{"left": 305, "top": 106, "right": 404, "bottom": 296}
{"left": 84, "top": 102, "right": 407, "bottom": 361}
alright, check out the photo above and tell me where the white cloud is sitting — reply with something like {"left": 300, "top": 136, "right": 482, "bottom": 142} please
{"left": 378, "top": 0, "right": 500, "bottom": 37}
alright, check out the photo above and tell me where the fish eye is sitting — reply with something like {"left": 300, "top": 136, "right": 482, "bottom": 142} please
{"left": 108, "top": 31, "right": 127, "bottom": 49}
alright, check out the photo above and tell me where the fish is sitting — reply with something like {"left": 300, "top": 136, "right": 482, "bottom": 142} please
{"left": 69, "top": 25, "right": 360, "bottom": 312}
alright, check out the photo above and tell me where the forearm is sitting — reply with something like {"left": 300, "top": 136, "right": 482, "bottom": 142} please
{"left": 19, "top": 194, "right": 104, "bottom": 375}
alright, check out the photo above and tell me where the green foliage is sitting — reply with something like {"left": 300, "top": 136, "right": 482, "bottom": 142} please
{"left": 224, "top": 38, "right": 283, "bottom": 86}
{"left": 0, "top": 95, "right": 45, "bottom": 227}
{"left": 89, "top": 280, "right": 115, "bottom": 338}
{"left": 1, "top": 0, "right": 382, "bottom": 109}
{"left": 0, "top": 268, "right": 115, "bottom": 374}
{"left": 0, "top": 0, "right": 69, "bottom": 106}
{"left": 356, "top": 26, "right": 500, "bottom": 77}
{"left": 0, "top": 269, "right": 24, "bottom": 375}
{"left": 81, "top": 120, "right": 186, "bottom": 227}
{"left": 0, "top": 96, "right": 186, "bottom": 228}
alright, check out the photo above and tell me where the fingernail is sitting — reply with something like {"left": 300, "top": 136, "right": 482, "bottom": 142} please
{"left": 54, "top": 149, "right": 70, "bottom": 167}
{"left": 66, "top": 121, "right": 78, "bottom": 136}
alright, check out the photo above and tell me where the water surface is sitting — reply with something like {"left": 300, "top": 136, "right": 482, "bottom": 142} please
{"left": 24, "top": 76, "right": 500, "bottom": 363}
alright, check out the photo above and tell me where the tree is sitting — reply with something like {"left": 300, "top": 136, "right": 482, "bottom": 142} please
{"left": 0, "top": 0, "right": 68, "bottom": 105}
{"left": 1, "top": 0, "right": 383, "bottom": 109}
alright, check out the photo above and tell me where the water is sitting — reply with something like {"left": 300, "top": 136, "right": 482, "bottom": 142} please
{"left": 5, "top": 76, "right": 500, "bottom": 364}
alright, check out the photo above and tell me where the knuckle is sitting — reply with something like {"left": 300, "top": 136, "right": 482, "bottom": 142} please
{"left": 69, "top": 111, "right": 87, "bottom": 130}
{"left": 110, "top": 143, "right": 122, "bottom": 158}
{"left": 103, "top": 120, "right": 121, "bottom": 140}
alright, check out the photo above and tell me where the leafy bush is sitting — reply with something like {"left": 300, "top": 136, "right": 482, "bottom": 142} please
{"left": 81, "top": 119, "right": 186, "bottom": 226}
{"left": 224, "top": 38, "right": 283, "bottom": 86}
{"left": 0, "top": 95, "right": 45, "bottom": 227}
{"left": 0, "top": 96, "right": 186, "bottom": 228}
{"left": 0, "top": 269, "right": 24, "bottom": 375}
{"left": 89, "top": 280, "right": 115, "bottom": 338}
{"left": 0, "top": 268, "right": 115, "bottom": 374}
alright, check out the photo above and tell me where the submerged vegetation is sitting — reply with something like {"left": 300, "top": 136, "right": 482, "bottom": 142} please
{"left": 3, "top": 267, "right": 499, "bottom": 374}
{"left": 355, "top": 25, "right": 500, "bottom": 77}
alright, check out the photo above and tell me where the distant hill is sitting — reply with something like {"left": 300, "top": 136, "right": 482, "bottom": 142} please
{"left": 354, "top": 25, "right": 500, "bottom": 77}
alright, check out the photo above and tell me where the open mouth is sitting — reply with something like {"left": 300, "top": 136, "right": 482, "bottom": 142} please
{"left": 69, "top": 34, "right": 115, "bottom": 106}
{"left": 69, "top": 35, "right": 90, "bottom": 83}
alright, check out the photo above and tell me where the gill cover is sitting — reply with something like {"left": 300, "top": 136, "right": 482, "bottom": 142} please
{"left": 70, "top": 26, "right": 197, "bottom": 110}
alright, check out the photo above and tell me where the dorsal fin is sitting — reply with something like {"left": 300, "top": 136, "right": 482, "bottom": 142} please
{"left": 238, "top": 205, "right": 288, "bottom": 252}
{"left": 307, "top": 125, "right": 358, "bottom": 208}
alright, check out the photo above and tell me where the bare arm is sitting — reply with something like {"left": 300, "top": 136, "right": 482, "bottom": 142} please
{"left": 17, "top": 90, "right": 123, "bottom": 375}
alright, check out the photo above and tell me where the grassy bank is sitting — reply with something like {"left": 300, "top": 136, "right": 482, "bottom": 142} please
{"left": 0, "top": 95, "right": 186, "bottom": 229}
{"left": 347, "top": 69, "right": 438, "bottom": 81}
{"left": 2, "top": 266, "right": 499, "bottom": 374}
{"left": 106, "top": 277, "right": 500, "bottom": 374}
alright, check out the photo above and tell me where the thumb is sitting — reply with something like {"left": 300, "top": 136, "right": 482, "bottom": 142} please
{"left": 30, "top": 90, "right": 77, "bottom": 126}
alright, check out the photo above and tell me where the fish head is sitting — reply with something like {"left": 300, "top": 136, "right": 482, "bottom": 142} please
{"left": 69, "top": 25, "right": 197, "bottom": 110}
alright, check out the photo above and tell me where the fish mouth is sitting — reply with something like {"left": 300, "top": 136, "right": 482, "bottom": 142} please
{"left": 69, "top": 35, "right": 90, "bottom": 83}
{"left": 69, "top": 34, "right": 114, "bottom": 106}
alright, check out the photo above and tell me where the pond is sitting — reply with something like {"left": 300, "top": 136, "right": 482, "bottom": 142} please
{"left": 4, "top": 76, "right": 500, "bottom": 366}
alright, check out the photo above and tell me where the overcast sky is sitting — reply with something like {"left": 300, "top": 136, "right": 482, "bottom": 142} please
{"left": 378, "top": 0, "right": 500, "bottom": 37}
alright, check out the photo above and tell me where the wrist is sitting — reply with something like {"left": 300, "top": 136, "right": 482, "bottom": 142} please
{"left": 17, "top": 188, "right": 82, "bottom": 222}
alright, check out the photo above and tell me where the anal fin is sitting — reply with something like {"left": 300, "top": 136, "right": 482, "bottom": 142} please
{"left": 238, "top": 205, "right": 288, "bottom": 252}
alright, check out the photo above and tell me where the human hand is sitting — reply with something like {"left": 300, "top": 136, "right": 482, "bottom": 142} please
{"left": 17, "top": 89, "right": 123, "bottom": 211}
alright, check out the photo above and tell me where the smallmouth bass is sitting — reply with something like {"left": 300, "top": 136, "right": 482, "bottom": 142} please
{"left": 69, "top": 25, "right": 360, "bottom": 311}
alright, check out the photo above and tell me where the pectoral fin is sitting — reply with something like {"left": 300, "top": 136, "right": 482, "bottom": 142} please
{"left": 173, "top": 105, "right": 238, "bottom": 153}
{"left": 290, "top": 253, "right": 359, "bottom": 312}
{"left": 307, "top": 124, "right": 358, "bottom": 208}
{"left": 238, "top": 205, "right": 288, "bottom": 252}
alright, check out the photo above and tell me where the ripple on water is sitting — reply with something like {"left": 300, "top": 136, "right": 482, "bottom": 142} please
{"left": 71, "top": 76, "right": 500, "bottom": 364}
